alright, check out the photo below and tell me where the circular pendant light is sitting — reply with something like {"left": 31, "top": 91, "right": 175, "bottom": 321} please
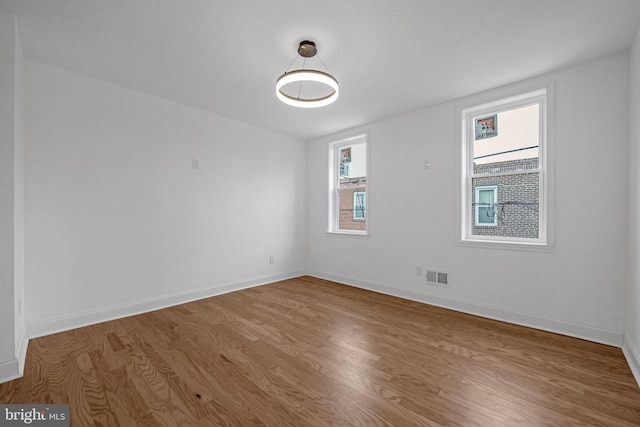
{"left": 276, "top": 41, "right": 339, "bottom": 108}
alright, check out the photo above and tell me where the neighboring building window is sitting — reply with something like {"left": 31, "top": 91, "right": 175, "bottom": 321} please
{"left": 461, "top": 88, "right": 548, "bottom": 245}
{"left": 353, "top": 192, "right": 366, "bottom": 220}
{"left": 475, "top": 186, "right": 497, "bottom": 226}
{"left": 329, "top": 134, "right": 368, "bottom": 234}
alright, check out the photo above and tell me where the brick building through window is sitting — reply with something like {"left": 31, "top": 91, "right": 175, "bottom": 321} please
{"left": 471, "top": 158, "right": 539, "bottom": 238}
{"left": 338, "top": 179, "right": 366, "bottom": 231}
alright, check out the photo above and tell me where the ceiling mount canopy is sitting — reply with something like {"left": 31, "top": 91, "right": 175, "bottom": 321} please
{"left": 276, "top": 40, "right": 339, "bottom": 108}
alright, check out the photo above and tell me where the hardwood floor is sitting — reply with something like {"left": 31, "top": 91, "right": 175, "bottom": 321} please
{"left": 2, "top": 276, "right": 640, "bottom": 426}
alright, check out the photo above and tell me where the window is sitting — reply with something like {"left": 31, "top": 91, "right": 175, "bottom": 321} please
{"left": 461, "top": 88, "right": 550, "bottom": 246}
{"left": 475, "top": 186, "right": 497, "bottom": 226}
{"left": 353, "top": 192, "right": 366, "bottom": 220}
{"left": 329, "top": 134, "right": 368, "bottom": 234}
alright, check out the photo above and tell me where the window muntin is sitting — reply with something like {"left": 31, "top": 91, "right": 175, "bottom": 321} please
{"left": 462, "top": 89, "right": 547, "bottom": 245}
{"left": 329, "top": 135, "right": 368, "bottom": 234}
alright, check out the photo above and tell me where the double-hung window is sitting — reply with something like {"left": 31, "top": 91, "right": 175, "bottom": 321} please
{"left": 461, "top": 88, "right": 551, "bottom": 246}
{"left": 329, "top": 134, "right": 368, "bottom": 234}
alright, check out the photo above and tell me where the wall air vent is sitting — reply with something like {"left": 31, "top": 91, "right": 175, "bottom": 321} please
{"left": 425, "top": 269, "right": 449, "bottom": 287}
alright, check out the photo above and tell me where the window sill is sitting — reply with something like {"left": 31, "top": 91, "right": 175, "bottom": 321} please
{"left": 326, "top": 230, "right": 369, "bottom": 238}
{"left": 457, "top": 238, "right": 554, "bottom": 253}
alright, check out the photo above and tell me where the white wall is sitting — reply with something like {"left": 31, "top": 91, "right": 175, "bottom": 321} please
{"left": 13, "top": 11, "right": 25, "bottom": 374}
{"left": 24, "top": 60, "right": 307, "bottom": 336}
{"left": 625, "top": 28, "right": 640, "bottom": 382}
{"left": 0, "top": 9, "right": 26, "bottom": 383}
{"left": 307, "top": 52, "right": 630, "bottom": 346}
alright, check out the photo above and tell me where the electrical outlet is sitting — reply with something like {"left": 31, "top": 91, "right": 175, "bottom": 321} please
{"left": 415, "top": 265, "right": 423, "bottom": 276}
{"left": 269, "top": 255, "right": 275, "bottom": 264}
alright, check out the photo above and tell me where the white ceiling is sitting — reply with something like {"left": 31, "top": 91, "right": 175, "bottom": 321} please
{"left": 2, "top": 0, "right": 640, "bottom": 140}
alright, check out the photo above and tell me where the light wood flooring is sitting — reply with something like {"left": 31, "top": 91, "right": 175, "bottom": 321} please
{"left": 2, "top": 276, "right": 640, "bottom": 426}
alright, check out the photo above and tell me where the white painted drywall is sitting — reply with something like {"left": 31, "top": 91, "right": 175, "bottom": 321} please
{"left": 24, "top": 60, "right": 306, "bottom": 331}
{"left": 626, "top": 28, "right": 640, "bottom": 379}
{"left": 0, "top": 9, "right": 25, "bottom": 382}
{"left": 13, "top": 13, "right": 25, "bottom": 367}
{"left": 0, "top": 8, "right": 16, "bottom": 369}
{"left": 307, "top": 52, "right": 630, "bottom": 345}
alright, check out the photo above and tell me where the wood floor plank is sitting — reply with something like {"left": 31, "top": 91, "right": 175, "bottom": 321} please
{"left": 2, "top": 276, "right": 640, "bottom": 426}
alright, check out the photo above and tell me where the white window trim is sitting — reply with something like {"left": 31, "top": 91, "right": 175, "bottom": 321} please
{"left": 457, "top": 82, "right": 555, "bottom": 252}
{"left": 328, "top": 133, "right": 369, "bottom": 236}
{"left": 474, "top": 186, "right": 497, "bottom": 226}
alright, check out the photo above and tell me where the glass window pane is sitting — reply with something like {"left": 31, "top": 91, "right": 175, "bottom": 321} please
{"left": 339, "top": 142, "right": 366, "bottom": 183}
{"left": 477, "top": 206, "right": 494, "bottom": 224}
{"left": 473, "top": 104, "right": 539, "bottom": 175}
{"left": 335, "top": 140, "right": 367, "bottom": 232}
{"left": 478, "top": 189, "right": 494, "bottom": 204}
{"left": 472, "top": 174, "right": 539, "bottom": 238}
{"left": 353, "top": 192, "right": 366, "bottom": 219}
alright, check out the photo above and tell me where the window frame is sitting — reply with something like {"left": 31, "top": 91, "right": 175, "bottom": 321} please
{"left": 474, "top": 185, "right": 497, "bottom": 227}
{"left": 328, "top": 133, "right": 369, "bottom": 236}
{"left": 353, "top": 191, "right": 366, "bottom": 220}
{"left": 459, "top": 85, "right": 554, "bottom": 250}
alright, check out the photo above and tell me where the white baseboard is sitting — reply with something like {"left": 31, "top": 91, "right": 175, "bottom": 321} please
{"left": 16, "top": 328, "right": 28, "bottom": 375}
{"left": 0, "top": 330, "right": 29, "bottom": 384}
{"left": 623, "top": 337, "right": 640, "bottom": 388}
{"left": 26, "top": 271, "right": 305, "bottom": 339}
{"left": 0, "top": 358, "right": 21, "bottom": 384}
{"left": 308, "top": 270, "right": 625, "bottom": 347}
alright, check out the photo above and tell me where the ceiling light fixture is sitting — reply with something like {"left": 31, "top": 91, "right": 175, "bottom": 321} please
{"left": 276, "top": 40, "right": 339, "bottom": 108}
